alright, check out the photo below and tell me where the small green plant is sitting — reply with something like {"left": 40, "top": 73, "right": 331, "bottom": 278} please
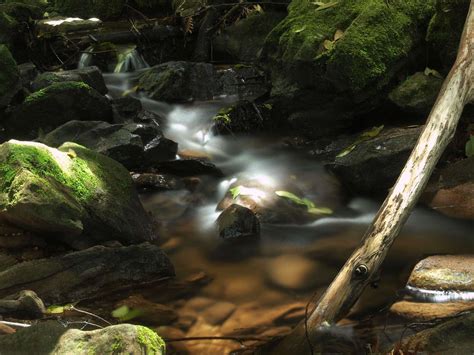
{"left": 275, "top": 191, "right": 333, "bottom": 215}
{"left": 213, "top": 107, "right": 232, "bottom": 124}
{"left": 337, "top": 125, "right": 384, "bottom": 158}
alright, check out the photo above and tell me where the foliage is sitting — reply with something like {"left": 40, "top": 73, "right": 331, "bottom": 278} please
{"left": 337, "top": 125, "right": 384, "bottom": 158}
{"left": 275, "top": 190, "right": 333, "bottom": 215}
{"left": 213, "top": 107, "right": 232, "bottom": 125}
{"left": 112, "top": 305, "right": 143, "bottom": 322}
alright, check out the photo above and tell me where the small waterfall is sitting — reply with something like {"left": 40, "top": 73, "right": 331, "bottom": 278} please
{"left": 77, "top": 44, "right": 149, "bottom": 73}
{"left": 114, "top": 46, "right": 149, "bottom": 73}
{"left": 78, "top": 46, "right": 94, "bottom": 69}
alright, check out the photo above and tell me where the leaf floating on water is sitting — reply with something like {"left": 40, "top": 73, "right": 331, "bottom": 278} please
{"left": 230, "top": 186, "right": 242, "bottom": 199}
{"left": 424, "top": 67, "right": 443, "bottom": 79}
{"left": 111, "top": 305, "right": 143, "bottom": 322}
{"left": 308, "top": 207, "right": 333, "bottom": 215}
{"left": 337, "top": 125, "right": 384, "bottom": 158}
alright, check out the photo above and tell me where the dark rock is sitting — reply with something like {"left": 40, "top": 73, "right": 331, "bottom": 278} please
{"left": 17, "top": 62, "right": 39, "bottom": 91}
{"left": 326, "top": 126, "right": 423, "bottom": 195}
{"left": 32, "top": 67, "right": 108, "bottom": 95}
{"left": 213, "top": 11, "right": 286, "bottom": 62}
{"left": 389, "top": 72, "right": 444, "bottom": 114}
{"left": 422, "top": 157, "right": 474, "bottom": 220}
{"left": 217, "top": 204, "right": 260, "bottom": 241}
{"left": 6, "top": 81, "right": 112, "bottom": 140}
{"left": 0, "top": 243, "right": 174, "bottom": 304}
{"left": 112, "top": 96, "right": 143, "bottom": 122}
{"left": 53, "top": 0, "right": 126, "bottom": 20}
{"left": 132, "top": 173, "right": 185, "bottom": 191}
{"left": 39, "top": 120, "right": 177, "bottom": 170}
{"left": 0, "top": 321, "right": 166, "bottom": 354}
{"left": 153, "top": 158, "right": 224, "bottom": 177}
{"left": 216, "top": 65, "right": 268, "bottom": 100}
{"left": 0, "top": 290, "right": 45, "bottom": 319}
{"left": 0, "top": 45, "right": 21, "bottom": 109}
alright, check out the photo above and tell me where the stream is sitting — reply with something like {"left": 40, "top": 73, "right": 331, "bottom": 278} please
{"left": 101, "top": 61, "right": 473, "bottom": 351}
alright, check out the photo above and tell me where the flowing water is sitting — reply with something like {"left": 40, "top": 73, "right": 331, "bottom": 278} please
{"left": 99, "top": 52, "right": 473, "bottom": 351}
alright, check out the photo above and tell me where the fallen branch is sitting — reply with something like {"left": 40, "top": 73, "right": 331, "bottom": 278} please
{"left": 269, "top": 2, "right": 474, "bottom": 354}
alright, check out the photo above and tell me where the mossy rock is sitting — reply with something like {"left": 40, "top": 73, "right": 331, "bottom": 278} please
{"left": 7, "top": 81, "right": 112, "bottom": 139}
{"left": 213, "top": 11, "right": 287, "bottom": 62}
{"left": 0, "top": 140, "right": 154, "bottom": 247}
{"left": 264, "top": 0, "right": 436, "bottom": 96}
{"left": 0, "top": 44, "right": 21, "bottom": 108}
{"left": 53, "top": 0, "right": 125, "bottom": 19}
{"left": 0, "top": 321, "right": 166, "bottom": 355}
{"left": 426, "top": 0, "right": 470, "bottom": 71}
{"left": 389, "top": 71, "right": 443, "bottom": 114}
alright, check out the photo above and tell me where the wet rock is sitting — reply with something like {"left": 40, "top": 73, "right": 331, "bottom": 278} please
{"left": 217, "top": 204, "right": 260, "bottom": 241}
{"left": 138, "top": 61, "right": 217, "bottom": 102}
{"left": 422, "top": 157, "right": 474, "bottom": 220}
{"left": 263, "top": 0, "right": 435, "bottom": 137}
{"left": 211, "top": 100, "right": 272, "bottom": 135}
{"left": 0, "top": 243, "right": 174, "bottom": 304}
{"left": 31, "top": 67, "right": 108, "bottom": 95}
{"left": 0, "top": 227, "right": 46, "bottom": 249}
{"left": 395, "top": 312, "right": 474, "bottom": 353}
{"left": 6, "top": 81, "right": 112, "bottom": 140}
{"left": 132, "top": 173, "right": 184, "bottom": 191}
{"left": 0, "top": 140, "right": 154, "bottom": 248}
{"left": 0, "top": 254, "right": 17, "bottom": 272}
{"left": 201, "top": 301, "right": 236, "bottom": 326}
{"left": 111, "top": 96, "right": 143, "bottom": 122}
{"left": 17, "top": 62, "right": 39, "bottom": 91}
{"left": 390, "top": 300, "right": 474, "bottom": 321}
{"left": 0, "top": 45, "right": 21, "bottom": 109}
{"left": 0, "top": 321, "right": 166, "bottom": 354}
{"left": 138, "top": 61, "right": 268, "bottom": 102}
{"left": 406, "top": 255, "right": 474, "bottom": 296}
{"left": 0, "top": 290, "right": 45, "bottom": 319}
{"left": 213, "top": 12, "right": 286, "bottom": 62}
{"left": 116, "top": 295, "right": 178, "bottom": 326}
{"left": 389, "top": 72, "right": 444, "bottom": 114}
{"left": 265, "top": 254, "right": 336, "bottom": 291}
{"left": 327, "top": 126, "right": 423, "bottom": 195}
{"left": 36, "top": 16, "right": 102, "bottom": 35}
{"left": 153, "top": 158, "right": 223, "bottom": 177}
{"left": 40, "top": 120, "right": 177, "bottom": 170}
{"left": 426, "top": 0, "right": 471, "bottom": 71}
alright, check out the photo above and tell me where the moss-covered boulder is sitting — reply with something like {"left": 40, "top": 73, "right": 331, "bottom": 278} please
{"left": 213, "top": 11, "right": 286, "bottom": 62}
{"left": 53, "top": 0, "right": 125, "bottom": 19}
{"left": 0, "top": 321, "right": 166, "bottom": 355}
{"left": 0, "top": 44, "right": 21, "bottom": 109}
{"left": 263, "top": 0, "right": 436, "bottom": 135}
{"left": 426, "top": 0, "right": 470, "bottom": 71}
{"left": 6, "top": 81, "right": 112, "bottom": 139}
{"left": 0, "top": 140, "right": 154, "bottom": 248}
{"left": 389, "top": 71, "right": 444, "bottom": 114}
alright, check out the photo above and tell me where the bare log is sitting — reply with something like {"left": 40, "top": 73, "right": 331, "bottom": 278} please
{"left": 270, "top": 2, "right": 474, "bottom": 354}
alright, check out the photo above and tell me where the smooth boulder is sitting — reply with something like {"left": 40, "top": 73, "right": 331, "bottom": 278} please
{"left": 0, "top": 140, "right": 154, "bottom": 248}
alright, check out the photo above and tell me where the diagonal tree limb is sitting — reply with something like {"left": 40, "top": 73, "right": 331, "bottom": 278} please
{"left": 270, "top": 2, "right": 474, "bottom": 353}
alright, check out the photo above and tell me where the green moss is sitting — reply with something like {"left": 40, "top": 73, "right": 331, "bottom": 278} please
{"left": 265, "top": 0, "right": 435, "bottom": 94}
{"left": 25, "top": 81, "right": 91, "bottom": 104}
{"left": 111, "top": 336, "right": 124, "bottom": 353}
{"left": 136, "top": 326, "right": 165, "bottom": 355}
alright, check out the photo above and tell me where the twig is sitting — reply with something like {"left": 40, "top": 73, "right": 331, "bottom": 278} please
{"left": 0, "top": 320, "right": 31, "bottom": 328}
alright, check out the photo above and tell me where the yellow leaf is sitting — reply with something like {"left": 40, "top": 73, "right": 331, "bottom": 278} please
{"left": 323, "top": 39, "right": 334, "bottom": 50}
{"left": 424, "top": 67, "right": 443, "bottom": 79}
{"left": 334, "top": 29, "right": 344, "bottom": 41}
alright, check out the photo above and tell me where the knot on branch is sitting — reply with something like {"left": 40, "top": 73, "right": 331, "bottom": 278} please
{"left": 353, "top": 264, "right": 369, "bottom": 279}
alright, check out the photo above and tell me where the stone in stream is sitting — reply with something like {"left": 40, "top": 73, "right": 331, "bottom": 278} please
{"left": 39, "top": 120, "right": 178, "bottom": 170}
{"left": 406, "top": 255, "right": 474, "bottom": 298}
{"left": 0, "top": 321, "right": 165, "bottom": 355}
{"left": 422, "top": 156, "right": 474, "bottom": 220}
{"left": 0, "top": 140, "right": 155, "bottom": 248}
{"left": 5, "top": 81, "right": 113, "bottom": 140}
{"left": 216, "top": 204, "right": 260, "bottom": 241}
{"left": 389, "top": 71, "right": 444, "bottom": 115}
{"left": 153, "top": 158, "right": 224, "bottom": 177}
{"left": 31, "top": 66, "right": 108, "bottom": 95}
{"left": 0, "top": 243, "right": 174, "bottom": 304}
{"left": 0, "top": 45, "right": 21, "bottom": 109}
{"left": 0, "top": 290, "right": 45, "bottom": 319}
{"left": 390, "top": 300, "right": 474, "bottom": 321}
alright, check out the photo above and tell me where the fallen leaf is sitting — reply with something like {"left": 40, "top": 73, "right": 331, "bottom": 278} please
{"left": 334, "top": 29, "right": 344, "bottom": 41}
{"left": 424, "top": 67, "right": 443, "bottom": 79}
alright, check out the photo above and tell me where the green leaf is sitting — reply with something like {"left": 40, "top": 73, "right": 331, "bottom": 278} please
{"left": 46, "top": 303, "right": 75, "bottom": 314}
{"left": 308, "top": 207, "right": 333, "bottom": 215}
{"left": 263, "top": 103, "right": 273, "bottom": 110}
{"left": 294, "top": 25, "right": 306, "bottom": 33}
{"left": 337, "top": 125, "right": 384, "bottom": 158}
{"left": 466, "top": 135, "right": 474, "bottom": 157}
{"left": 314, "top": 0, "right": 339, "bottom": 11}
{"left": 336, "top": 144, "right": 356, "bottom": 158}
{"left": 229, "top": 186, "right": 242, "bottom": 199}
{"left": 360, "top": 125, "right": 384, "bottom": 139}
{"left": 111, "top": 305, "right": 143, "bottom": 322}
